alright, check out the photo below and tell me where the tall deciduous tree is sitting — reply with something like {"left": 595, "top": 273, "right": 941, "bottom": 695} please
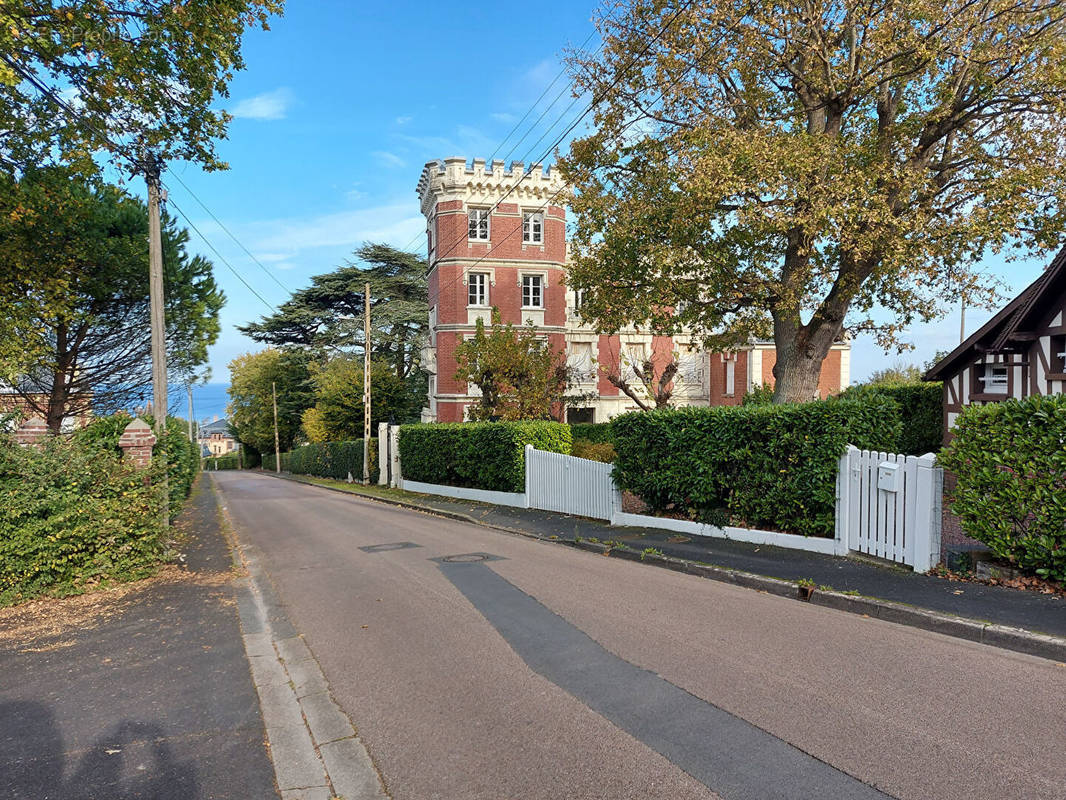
{"left": 455, "top": 312, "right": 570, "bottom": 421}
{"left": 227, "top": 348, "right": 311, "bottom": 454}
{"left": 0, "top": 0, "right": 282, "bottom": 175}
{"left": 301, "top": 357, "right": 422, "bottom": 443}
{"left": 562, "top": 0, "right": 1066, "bottom": 402}
{"left": 239, "top": 243, "right": 428, "bottom": 379}
{"left": 0, "top": 171, "right": 224, "bottom": 432}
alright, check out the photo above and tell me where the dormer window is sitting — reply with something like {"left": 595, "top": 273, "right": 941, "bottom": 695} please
{"left": 468, "top": 209, "right": 490, "bottom": 241}
{"left": 522, "top": 212, "right": 543, "bottom": 243}
{"left": 978, "top": 363, "right": 1008, "bottom": 393}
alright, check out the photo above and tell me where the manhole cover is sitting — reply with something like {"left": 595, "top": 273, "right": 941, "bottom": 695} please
{"left": 442, "top": 553, "right": 490, "bottom": 563}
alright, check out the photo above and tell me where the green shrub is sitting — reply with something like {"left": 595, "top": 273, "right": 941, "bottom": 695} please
{"left": 399, "top": 421, "right": 571, "bottom": 492}
{"left": 938, "top": 395, "right": 1066, "bottom": 582}
{"left": 840, "top": 382, "right": 942, "bottom": 454}
{"left": 611, "top": 398, "right": 901, "bottom": 538}
{"left": 206, "top": 452, "right": 241, "bottom": 470}
{"left": 571, "top": 440, "right": 617, "bottom": 463}
{"left": 75, "top": 413, "right": 199, "bottom": 517}
{"left": 282, "top": 439, "right": 379, "bottom": 482}
{"left": 0, "top": 436, "right": 167, "bottom": 605}
{"left": 742, "top": 383, "right": 774, "bottom": 405}
{"left": 569, "top": 422, "right": 614, "bottom": 444}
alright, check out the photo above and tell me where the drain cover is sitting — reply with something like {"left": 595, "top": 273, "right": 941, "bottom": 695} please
{"left": 442, "top": 553, "right": 489, "bottom": 563}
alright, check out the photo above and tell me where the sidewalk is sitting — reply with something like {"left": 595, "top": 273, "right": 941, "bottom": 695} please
{"left": 0, "top": 480, "right": 279, "bottom": 800}
{"left": 275, "top": 473, "right": 1066, "bottom": 645}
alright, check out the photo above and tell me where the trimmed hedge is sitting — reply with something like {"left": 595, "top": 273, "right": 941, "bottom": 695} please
{"left": 610, "top": 398, "right": 901, "bottom": 538}
{"left": 0, "top": 436, "right": 167, "bottom": 605}
{"left": 281, "top": 439, "right": 379, "bottom": 482}
{"left": 569, "top": 422, "right": 614, "bottom": 444}
{"left": 938, "top": 395, "right": 1066, "bottom": 582}
{"left": 571, "top": 440, "right": 617, "bottom": 463}
{"left": 399, "top": 421, "right": 571, "bottom": 493}
{"left": 841, "top": 382, "right": 942, "bottom": 455}
{"left": 206, "top": 452, "right": 241, "bottom": 470}
{"left": 75, "top": 413, "right": 199, "bottom": 516}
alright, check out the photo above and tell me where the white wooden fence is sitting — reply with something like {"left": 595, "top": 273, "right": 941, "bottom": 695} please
{"left": 524, "top": 445, "right": 621, "bottom": 522}
{"left": 836, "top": 446, "right": 942, "bottom": 573}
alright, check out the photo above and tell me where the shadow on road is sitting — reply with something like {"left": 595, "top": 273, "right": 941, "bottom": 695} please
{"left": 1, "top": 700, "right": 200, "bottom": 799}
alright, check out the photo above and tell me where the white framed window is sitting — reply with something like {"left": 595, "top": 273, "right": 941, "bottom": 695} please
{"left": 522, "top": 211, "right": 543, "bottom": 243}
{"left": 467, "top": 272, "right": 489, "bottom": 306}
{"left": 468, "top": 208, "right": 490, "bottom": 240}
{"left": 573, "top": 288, "right": 585, "bottom": 310}
{"left": 978, "top": 363, "right": 1008, "bottom": 393}
{"left": 522, "top": 274, "right": 544, "bottom": 308}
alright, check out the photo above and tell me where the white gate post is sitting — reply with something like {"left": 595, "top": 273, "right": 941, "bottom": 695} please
{"left": 377, "top": 422, "right": 389, "bottom": 485}
{"left": 524, "top": 444, "right": 534, "bottom": 508}
{"left": 910, "top": 453, "right": 942, "bottom": 573}
{"left": 835, "top": 446, "right": 857, "bottom": 555}
{"left": 389, "top": 425, "right": 402, "bottom": 489}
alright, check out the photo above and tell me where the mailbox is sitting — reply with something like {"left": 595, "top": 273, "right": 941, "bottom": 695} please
{"left": 877, "top": 461, "right": 900, "bottom": 492}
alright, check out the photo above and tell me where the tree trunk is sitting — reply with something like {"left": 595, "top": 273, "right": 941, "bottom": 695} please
{"left": 771, "top": 310, "right": 842, "bottom": 404}
{"left": 45, "top": 324, "right": 70, "bottom": 434}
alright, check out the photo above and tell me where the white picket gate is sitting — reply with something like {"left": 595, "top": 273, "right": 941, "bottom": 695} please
{"left": 524, "top": 445, "right": 621, "bottom": 522}
{"left": 836, "top": 446, "right": 942, "bottom": 573}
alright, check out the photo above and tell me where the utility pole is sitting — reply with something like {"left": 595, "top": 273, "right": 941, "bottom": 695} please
{"left": 187, "top": 384, "right": 194, "bottom": 442}
{"left": 960, "top": 299, "right": 967, "bottom": 343}
{"left": 272, "top": 381, "right": 281, "bottom": 474}
{"left": 362, "top": 282, "right": 371, "bottom": 485}
{"left": 144, "top": 149, "right": 169, "bottom": 526}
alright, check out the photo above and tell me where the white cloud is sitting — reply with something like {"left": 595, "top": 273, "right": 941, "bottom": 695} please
{"left": 490, "top": 111, "right": 517, "bottom": 124}
{"left": 246, "top": 203, "right": 425, "bottom": 253}
{"left": 395, "top": 115, "right": 413, "bottom": 125}
{"left": 231, "top": 88, "right": 294, "bottom": 121}
{"left": 372, "top": 150, "right": 406, "bottom": 168}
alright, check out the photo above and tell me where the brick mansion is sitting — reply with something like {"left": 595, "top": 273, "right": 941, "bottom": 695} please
{"left": 416, "top": 157, "right": 850, "bottom": 423}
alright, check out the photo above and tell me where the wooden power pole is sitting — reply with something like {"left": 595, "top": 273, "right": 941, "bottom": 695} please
{"left": 144, "top": 151, "right": 169, "bottom": 526}
{"left": 187, "top": 384, "right": 194, "bottom": 442}
{"left": 272, "top": 381, "right": 281, "bottom": 474}
{"left": 363, "top": 282, "right": 371, "bottom": 485}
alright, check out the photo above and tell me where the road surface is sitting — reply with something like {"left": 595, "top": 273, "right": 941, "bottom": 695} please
{"left": 213, "top": 471, "right": 1064, "bottom": 800}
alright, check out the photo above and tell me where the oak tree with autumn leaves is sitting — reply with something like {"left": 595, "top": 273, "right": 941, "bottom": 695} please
{"left": 562, "top": 0, "right": 1066, "bottom": 402}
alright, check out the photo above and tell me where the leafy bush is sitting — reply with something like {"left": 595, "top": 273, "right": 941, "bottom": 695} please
{"left": 75, "top": 413, "right": 199, "bottom": 516}
{"left": 611, "top": 398, "right": 901, "bottom": 537}
{"left": 742, "top": 383, "right": 774, "bottom": 405}
{"left": 841, "top": 382, "right": 942, "bottom": 454}
{"left": 569, "top": 422, "right": 614, "bottom": 444}
{"left": 399, "top": 421, "right": 571, "bottom": 492}
{"left": 206, "top": 452, "right": 241, "bottom": 470}
{"left": 0, "top": 436, "right": 167, "bottom": 605}
{"left": 938, "top": 395, "right": 1066, "bottom": 582}
{"left": 571, "top": 440, "right": 617, "bottom": 463}
{"left": 282, "top": 439, "right": 379, "bottom": 482}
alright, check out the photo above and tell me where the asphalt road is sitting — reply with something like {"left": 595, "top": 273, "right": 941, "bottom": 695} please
{"left": 213, "top": 472, "right": 1065, "bottom": 800}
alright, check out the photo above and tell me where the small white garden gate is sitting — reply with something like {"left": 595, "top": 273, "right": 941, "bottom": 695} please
{"left": 836, "top": 446, "right": 942, "bottom": 573}
{"left": 524, "top": 445, "right": 621, "bottom": 522}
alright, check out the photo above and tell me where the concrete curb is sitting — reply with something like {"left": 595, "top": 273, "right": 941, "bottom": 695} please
{"left": 213, "top": 479, "right": 390, "bottom": 799}
{"left": 259, "top": 472, "right": 1066, "bottom": 664}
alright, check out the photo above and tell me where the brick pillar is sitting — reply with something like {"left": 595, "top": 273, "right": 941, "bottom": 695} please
{"left": 118, "top": 418, "right": 157, "bottom": 468}
{"left": 13, "top": 416, "right": 49, "bottom": 447}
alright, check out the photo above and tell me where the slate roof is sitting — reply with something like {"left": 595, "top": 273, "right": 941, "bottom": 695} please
{"left": 198, "top": 418, "right": 234, "bottom": 437}
{"left": 925, "top": 244, "right": 1066, "bottom": 381}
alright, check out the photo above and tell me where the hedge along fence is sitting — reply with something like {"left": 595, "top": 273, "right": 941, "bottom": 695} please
{"left": 206, "top": 452, "right": 241, "bottom": 470}
{"left": 569, "top": 422, "right": 614, "bottom": 444}
{"left": 610, "top": 397, "right": 902, "bottom": 538}
{"left": 0, "top": 435, "right": 167, "bottom": 605}
{"left": 75, "top": 413, "right": 199, "bottom": 517}
{"left": 840, "top": 382, "right": 943, "bottom": 455}
{"left": 279, "top": 439, "right": 379, "bottom": 483}
{"left": 399, "top": 421, "right": 571, "bottom": 493}
{"left": 938, "top": 395, "right": 1066, "bottom": 583}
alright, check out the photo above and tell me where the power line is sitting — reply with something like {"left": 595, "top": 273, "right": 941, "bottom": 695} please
{"left": 426, "top": 0, "right": 694, "bottom": 293}
{"left": 163, "top": 171, "right": 291, "bottom": 294}
{"left": 167, "top": 196, "right": 277, "bottom": 313}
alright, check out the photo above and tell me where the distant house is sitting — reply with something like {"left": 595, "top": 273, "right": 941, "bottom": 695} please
{"left": 0, "top": 378, "right": 93, "bottom": 433}
{"left": 925, "top": 244, "right": 1066, "bottom": 441}
{"left": 197, "top": 417, "right": 237, "bottom": 457}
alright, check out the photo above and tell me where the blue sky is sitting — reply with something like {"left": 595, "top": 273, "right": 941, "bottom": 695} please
{"left": 135, "top": 0, "right": 1050, "bottom": 417}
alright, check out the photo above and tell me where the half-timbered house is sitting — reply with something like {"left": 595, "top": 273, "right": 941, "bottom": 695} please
{"left": 925, "top": 244, "right": 1066, "bottom": 442}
